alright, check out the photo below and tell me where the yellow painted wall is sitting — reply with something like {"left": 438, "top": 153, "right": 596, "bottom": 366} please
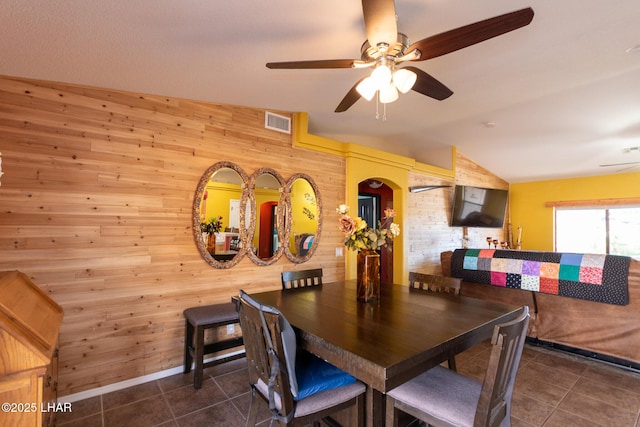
{"left": 510, "top": 172, "right": 640, "bottom": 251}
{"left": 202, "top": 182, "right": 242, "bottom": 230}
{"left": 289, "top": 178, "right": 319, "bottom": 253}
{"left": 344, "top": 145, "right": 412, "bottom": 285}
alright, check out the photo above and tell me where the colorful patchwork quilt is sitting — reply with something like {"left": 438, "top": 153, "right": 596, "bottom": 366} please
{"left": 450, "top": 249, "right": 630, "bottom": 305}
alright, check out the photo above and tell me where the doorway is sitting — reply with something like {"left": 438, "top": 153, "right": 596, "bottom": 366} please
{"left": 258, "top": 202, "right": 278, "bottom": 259}
{"left": 358, "top": 180, "right": 394, "bottom": 284}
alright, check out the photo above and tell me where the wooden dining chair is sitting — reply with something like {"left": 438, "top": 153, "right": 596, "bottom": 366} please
{"left": 385, "top": 306, "right": 530, "bottom": 427}
{"left": 408, "top": 272, "right": 462, "bottom": 370}
{"left": 281, "top": 268, "right": 323, "bottom": 290}
{"left": 237, "top": 290, "right": 365, "bottom": 426}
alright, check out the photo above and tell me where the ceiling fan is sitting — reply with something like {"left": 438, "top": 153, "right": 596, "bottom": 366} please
{"left": 599, "top": 146, "right": 640, "bottom": 171}
{"left": 266, "top": 1, "right": 534, "bottom": 113}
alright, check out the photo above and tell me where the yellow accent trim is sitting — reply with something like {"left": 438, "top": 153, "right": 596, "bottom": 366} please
{"left": 293, "top": 112, "right": 346, "bottom": 156}
{"left": 413, "top": 146, "right": 456, "bottom": 180}
{"left": 293, "top": 112, "right": 457, "bottom": 177}
{"left": 343, "top": 142, "right": 414, "bottom": 170}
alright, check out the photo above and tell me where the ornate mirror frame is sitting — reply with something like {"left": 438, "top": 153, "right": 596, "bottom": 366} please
{"left": 245, "top": 167, "right": 287, "bottom": 266}
{"left": 193, "top": 164, "right": 323, "bottom": 268}
{"left": 192, "top": 161, "right": 250, "bottom": 269}
{"left": 283, "top": 173, "right": 323, "bottom": 264}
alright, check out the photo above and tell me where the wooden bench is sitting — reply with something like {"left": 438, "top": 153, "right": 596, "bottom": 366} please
{"left": 183, "top": 302, "right": 244, "bottom": 389}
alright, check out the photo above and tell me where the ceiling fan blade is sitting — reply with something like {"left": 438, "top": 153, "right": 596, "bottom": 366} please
{"left": 599, "top": 161, "right": 640, "bottom": 167}
{"left": 404, "top": 66, "right": 453, "bottom": 100}
{"left": 362, "top": 0, "right": 398, "bottom": 48}
{"left": 407, "top": 7, "right": 534, "bottom": 61}
{"left": 335, "top": 78, "right": 366, "bottom": 113}
{"left": 266, "top": 59, "right": 360, "bottom": 69}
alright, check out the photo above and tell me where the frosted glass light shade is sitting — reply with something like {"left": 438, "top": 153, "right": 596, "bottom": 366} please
{"left": 379, "top": 83, "right": 398, "bottom": 103}
{"left": 356, "top": 77, "right": 377, "bottom": 101}
{"left": 371, "top": 65, "right": 392, "bottom": 87}
{"left": 393, "top": 69, "right": 417, "bottom": 93}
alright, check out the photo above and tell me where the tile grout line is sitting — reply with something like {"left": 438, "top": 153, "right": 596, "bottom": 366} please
{"left": 56, "top": 346, "right": 639, "bottom": 427}
{"left": 100, "top": 394, "right": 105, "bottom": 427}
{"left": 211, "top": 374, "right": 252, "bottom": 422}
{"left": 534, "top": 350, "right": 639, "bottom": 427}
{"left": 158, "top": 379, "right": 179, "bottom": 426}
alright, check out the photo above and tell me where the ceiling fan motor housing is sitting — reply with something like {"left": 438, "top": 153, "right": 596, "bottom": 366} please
{"left": 360, "top": 33, "right": 410, "bottom": 62}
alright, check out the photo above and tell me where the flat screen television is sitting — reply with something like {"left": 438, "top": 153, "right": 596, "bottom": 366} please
{"left": 450, "top": 185, "right": 508, "bottom": 228}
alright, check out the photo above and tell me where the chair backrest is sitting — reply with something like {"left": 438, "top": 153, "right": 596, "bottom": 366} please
{"left": 281, "top": 268, "right": 323, "bottom": 290}
{"left": 474, "top": 306, "right": 530, "bottom": 427}
{"left": 237, "top": 290, "right": 299, "bottom": 421}
{"left": 408, "top": 272, "right": 461, "bottom": 295}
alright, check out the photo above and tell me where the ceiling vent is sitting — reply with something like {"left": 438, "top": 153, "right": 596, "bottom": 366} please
{"left": 265, "top": 112, "right": 291, "bottom": 134}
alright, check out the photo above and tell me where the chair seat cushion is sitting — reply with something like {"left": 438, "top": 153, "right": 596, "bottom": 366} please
{"left": 295, "top": 352, "right": 357, "bottom": 400}
{"left": 183, "top": 302, "right": 239, "bottom": 326}
{"left": 387, "top": 365, "right": 482, "bottom": 427}
{"left": 255, "top": 378, "right": 365, "bottom": 418}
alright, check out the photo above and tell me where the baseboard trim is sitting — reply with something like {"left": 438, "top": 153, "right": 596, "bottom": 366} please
{"left": 526, "top": 338, "right": 640, "bottom": 374}
{"left": 59, "top": 349, "right": 246, "bottom": 403}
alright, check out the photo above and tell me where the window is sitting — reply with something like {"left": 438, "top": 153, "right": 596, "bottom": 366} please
{"left": 555, "top": 206, "right": 640, "bottom": 259}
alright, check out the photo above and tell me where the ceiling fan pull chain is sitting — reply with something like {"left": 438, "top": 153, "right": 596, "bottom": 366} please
{"left": 383, "top": 102, "right": 387, "bottom": 121}
{"left": 375, "top": 92, "right": 380, "bottom": 120}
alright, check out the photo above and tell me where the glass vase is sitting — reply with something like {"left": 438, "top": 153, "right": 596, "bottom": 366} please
{"left": 357, "top": 249, "right": 380, "bottom": 302}
{"left": 206, "top": 233, "right": 216, "bottom": 254}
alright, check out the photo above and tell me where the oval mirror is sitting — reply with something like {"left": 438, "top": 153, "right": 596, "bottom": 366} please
{"left": 246, "top": 168, "right": 286, "bottom": 266}
{"left": 283, "top": 173, "right": 322, "bottom": 263}
{"left": 193, "top": 161, "right": 249, "bottom": 269}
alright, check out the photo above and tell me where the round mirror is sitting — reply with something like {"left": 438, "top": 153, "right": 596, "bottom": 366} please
{"left": 283, "top": 173, "right": 322, "bottom": 263}
{"left": 246, "top": 168, "right": 286, "bottom": 266}
{"left": 193, "top": 161, "right": 249, "bottom": 269}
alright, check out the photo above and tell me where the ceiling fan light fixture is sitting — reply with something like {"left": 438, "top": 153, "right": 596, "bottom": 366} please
{"left": 370, "top": 64, "right": 392, "bottom": 87}
{"left": 379, "top": 83, "right": 399, "bottom": 103}
{"left": 267, "top": 7, "right": 535, "bottom": 115}
{"left": 393, "top": 68, "right": 417, "bottom": 93}
{"left": 356, "top": 77, "right": 377, "bottom": 101}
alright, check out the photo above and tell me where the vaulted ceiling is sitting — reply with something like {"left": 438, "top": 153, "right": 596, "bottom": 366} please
{"left": 2, "top": 0, "right": 640, "bottom": 182}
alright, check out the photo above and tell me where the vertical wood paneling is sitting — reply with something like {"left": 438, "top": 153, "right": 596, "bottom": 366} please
{"left": 0, "top": 76, "right": 346, "bottom": 395}
{"left": 0, "top": 75, "right": 507, "bottom": 396}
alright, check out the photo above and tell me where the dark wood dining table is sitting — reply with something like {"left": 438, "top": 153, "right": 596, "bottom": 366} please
{"left": 247, "top": 279, "right": 520, "bottom": 427}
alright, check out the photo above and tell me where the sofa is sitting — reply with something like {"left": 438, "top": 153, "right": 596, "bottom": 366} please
{"left": 441, "top": 250, "right": 640, "bottom": 368}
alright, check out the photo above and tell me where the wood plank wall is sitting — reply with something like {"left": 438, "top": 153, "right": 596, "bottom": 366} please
{"left": 0, "top": 75, "right": 508, "bottom": 396}
{"left": 407, "top": 153, "right": 509, "bottom": 273}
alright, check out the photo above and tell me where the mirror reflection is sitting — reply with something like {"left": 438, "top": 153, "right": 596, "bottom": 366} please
{"left": 246, "top": 169, "right": 285, "bottom": 266}
{"left": 194, "top": 162, "right": 248, "bottom": 268}
{"left": 193, "top": 164, "right": 323, "bottom": 268}
{"left": 200, "top": 167, "right": 243, "bottom": 261}
{"left": 285, "top": 174, "right": 322, "bottom": 263}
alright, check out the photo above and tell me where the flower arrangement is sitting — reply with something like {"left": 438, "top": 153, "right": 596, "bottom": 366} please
{"left": 200, "top": 215, "right": 223, "bottom": 234}
{"left": 337, "top": 204, "right": 400, "bottom": 252}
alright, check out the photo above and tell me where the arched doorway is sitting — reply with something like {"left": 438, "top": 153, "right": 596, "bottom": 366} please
{"left": 358, "top": 179, "right": 394, "bottom": 284}
{"left": 344, "top": 152, "right": 409, "bottom": 285}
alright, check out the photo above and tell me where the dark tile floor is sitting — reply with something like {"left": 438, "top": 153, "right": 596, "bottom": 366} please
{"left": 57, "top": 344, "right": 640, "bottom": 427}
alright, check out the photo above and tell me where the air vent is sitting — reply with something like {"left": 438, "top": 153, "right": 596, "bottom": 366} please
{"left": 265, "top": 112, "right": 291, "bottom": 134}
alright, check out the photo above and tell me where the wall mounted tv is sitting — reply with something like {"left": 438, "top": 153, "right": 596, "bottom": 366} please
{"left": 450, "top": 185, "right": 508, "bottom": 228}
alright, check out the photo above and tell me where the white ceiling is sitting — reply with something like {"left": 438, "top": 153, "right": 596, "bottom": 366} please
{"left": 1, "top": 0, "right": 640, "bottom": 182}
